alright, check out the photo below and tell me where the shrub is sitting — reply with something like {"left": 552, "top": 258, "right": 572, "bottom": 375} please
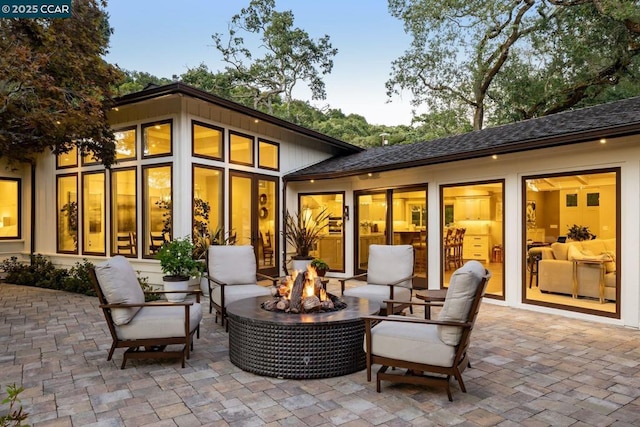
{"left": 62, "top": 259, "right": 96, "bottom": 296}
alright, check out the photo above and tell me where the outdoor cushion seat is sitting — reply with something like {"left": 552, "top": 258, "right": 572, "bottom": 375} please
{"left": 362, "top": 260, "right": 491, "bottom": 401}
{"left": 340, "top": 244, "right": 415, "bottom": 315}
{"left": 90, "top": 255, "right": 202, "bottom": 369}
{"left": 206, "top": 245, "right": 277, "bottom": 328}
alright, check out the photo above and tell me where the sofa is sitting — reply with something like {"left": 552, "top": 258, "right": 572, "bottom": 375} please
{"left": 536, "top": 238, "right": 616, "bottom": 302}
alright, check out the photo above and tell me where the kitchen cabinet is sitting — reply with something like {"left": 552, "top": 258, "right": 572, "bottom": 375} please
{"left": 318, "top": 235, "right": 343, "bottom": 271}
{"left": 454, "top": 196, "right": 491, "bottom": 221}
{"left": 358, "top": 233, "right": 385, "bottom": 267}
{"left": 463, "top": 234, "right": 490, "bottom": 263}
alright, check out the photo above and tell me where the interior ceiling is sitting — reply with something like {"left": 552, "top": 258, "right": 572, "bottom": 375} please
{"left": 528, "top": 172, "right": 615, "bottom": 192}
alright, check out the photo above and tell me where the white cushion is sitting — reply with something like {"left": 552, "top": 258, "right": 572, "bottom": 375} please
{"left": 344, "top": 284, "right": 411, "bottom": 309}
{"left": 367, "top": 320, "right": 455, "bottom": 367}
{"left": 367, "top": 245, "right": 414, "bottom": 288}
{"left": 208, "top": 245, "right": 257, "bottom": 285}
{"left": 116, "top": 302, "right": 203, "bottom": 340}
{"left": 212, "top": 284, "right": 271, "bottom": 306}
{"left": 94, "top": 256, "right": 144, "bottom": 325}
{"left": 437, "top": 260, "right": 487, "bottom": 346}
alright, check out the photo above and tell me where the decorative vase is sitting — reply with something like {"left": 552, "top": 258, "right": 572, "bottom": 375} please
{"left": 163, "top": 276, "right": 190, "bottom": 302}
{"left": 292, "top": 258, "right": 313, "bottom": 273}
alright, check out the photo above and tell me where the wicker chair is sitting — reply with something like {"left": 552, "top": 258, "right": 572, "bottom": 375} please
{"left": 339, "top": 245, "right": 415, "bottom": 315}
{"left": 362, "top": 260, "right": 491, "bottom": 401}
{"left": 89, "top": 256, "right": 203, "bottom": 369}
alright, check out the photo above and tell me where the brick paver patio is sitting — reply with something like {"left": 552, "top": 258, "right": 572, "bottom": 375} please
{"left": 2, "top": 282, "right": 640, "bottom": 426}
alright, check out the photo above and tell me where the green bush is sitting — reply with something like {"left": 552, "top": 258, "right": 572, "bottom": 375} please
{"left": 62, "top": 259, "right": 96, "bottom": 296}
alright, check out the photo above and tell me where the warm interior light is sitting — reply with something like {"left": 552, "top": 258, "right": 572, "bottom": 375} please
{"left": 310, "top": 179, "right": 315, "bottom": 183}
{"left": 368, "top": 173, "right": 373, "bottom": 177}
{"left": 492, "top": 154, "right": 498, "bottom": 159}
{"left": 600, "top": 138, "right": 607, "bottom": 144}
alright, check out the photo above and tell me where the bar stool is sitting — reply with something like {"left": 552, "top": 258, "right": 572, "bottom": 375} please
{"left": 528, "top": 248, "right": 543, "bottom": 288}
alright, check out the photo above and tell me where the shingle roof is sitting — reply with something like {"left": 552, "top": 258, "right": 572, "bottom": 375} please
{"left": 285, "top": 96, "right": 640, "bottom": 181}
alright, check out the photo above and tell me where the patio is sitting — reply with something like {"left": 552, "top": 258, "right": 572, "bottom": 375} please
{"left": 2, "top": 282, "right": 640, "bottom": 426}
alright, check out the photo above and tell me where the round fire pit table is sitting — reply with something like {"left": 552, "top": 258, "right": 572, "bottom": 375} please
{"left": 226, "top": 295, "right": 378, "bottom": 379}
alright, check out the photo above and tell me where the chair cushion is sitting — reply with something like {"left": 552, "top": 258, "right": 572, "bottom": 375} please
{"left": 208, "top": 245, "right": 256, "bottom": 285}
{"left": 344, "top": 284, "right": 411, "bottom": 309}
{"left": 437, "top": 260, "right": 487, "bottom": 346}
{"left": 367, "top": 320, "right": 456, "bottom": 367}
{"left": 116, "top": 302, "right": 203, "bottom": 340}
{"left": 212, "top": 284, "right": 271, "bottom": 307}
{"left": 367, "top": 245, "right": 414, "bottom": 288}
{"left": 94, "top": 256, "right": 144, "bottom": 326}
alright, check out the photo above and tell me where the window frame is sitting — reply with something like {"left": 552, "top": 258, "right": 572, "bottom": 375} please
{"left": 81, "top": 170, "right": 106, "bottom": 256}
{"left": 141, "top": 119, "right": 173, "bottom": 159}
{"left": 258, "top": 138, "right": 280, "bottom": 171}
{"left": 0, "top": 177, "right": 21, "bottom": 240}
{"left": 229, "top": 130, "right": 255, "bottom": 167}
{"left": 110, "top": 167, "right": 138, "bottom": 258}
{"left": 192, "top": 120, "right": 225, "bottom": 161}
{"left": 56, "top": 173, "right": 78, "bottom": 253}
{"left": 142, "top": 162, "right": 173, "bottom": 259}
{"left": 113, "top": 125, "right": 138, "bottom": 162}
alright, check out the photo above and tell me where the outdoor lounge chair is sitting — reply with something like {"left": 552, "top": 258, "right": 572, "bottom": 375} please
{"left": 339, "top": 244, "right": 415, "bottom": 315}
{"left": 89, "top": 255, "right": 203, "bottom": 369}
{"left": 362, "top": 260, "right": 491, "bottom": 401}
{"left": 205, "top": 245, "right": 277, "bottom": 328}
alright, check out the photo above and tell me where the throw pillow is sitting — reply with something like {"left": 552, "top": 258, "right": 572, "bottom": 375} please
{"left": 567, "top": 245, "right": 596, "bottom": 261}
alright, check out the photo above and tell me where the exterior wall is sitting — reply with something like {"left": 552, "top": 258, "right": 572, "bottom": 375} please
{"left": 25, "top": 94, "right": 339, "bottom": 285}
{"left": 287, "top": 135, "right": 640, "bottom": 328}
{"left": 0, "top": 160, "right": 31, "bottom": 260}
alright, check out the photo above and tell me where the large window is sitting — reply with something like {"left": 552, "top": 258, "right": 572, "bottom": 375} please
{"left": 0, "top": 178, "right": 20, "bottom": 240}
{"left": 114, "top": 127, "right": 137, "bottom": 161}
{"left": 142, "top": 120, "right": 172, "bottom": 158}
{"left": 523, "top": 170, "right": 619, "bottom": 317}
{"left": 82, "top": 171, "right": 106, "bottom": 254}
{"left": 229, "top": 131, "right": 254, "bottom": 166}
{"left": 56, "top": 146, "right": 78, "bottom": 169}
{"left": 300, "top": 193, "right": 345, "bottom": 272}
{"left": 193, "top": 165, "right": 223, "bottom": 258}
{"left": 56, "top": 175, "right": 77, "bottom": 252}
{"left": 143, "top": 164, "right": 172, "bottom": 257}
{"left": 258, "top": 139, "right": 279, "bottom": 170}
{"left": 111, "top": 168, "right": 137, "bottom": 257}
{"left": 193, "top": 121, "right": 223, "bottom": 160}
{"left": 441, "top": 181, "right": 504, "bottom": 298}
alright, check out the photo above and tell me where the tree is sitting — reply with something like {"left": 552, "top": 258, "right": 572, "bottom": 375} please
{"left": 212, "top": 0, "right": 338, "bottom": 116}
{"left": 0, "top": 0, "right": 124, "bottom": 167}
{"left": 387, "top": 0, "right": 640, "bottom": 130}
{"left": 116, "top": 69, "right": 172, "bottom": 96}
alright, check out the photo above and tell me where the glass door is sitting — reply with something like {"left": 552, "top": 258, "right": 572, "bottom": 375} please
{"left": 355, "top": 191, "right": 387, "bottom": 273}
{"left": 230, "top": 172, "right": 279, "bottom": 276}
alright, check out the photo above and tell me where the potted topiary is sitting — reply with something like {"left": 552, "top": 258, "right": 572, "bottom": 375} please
{"left": 310, "top": 258, "right": 330, "bottom": 277}
{"left": 284, "top": 208, "right": 331, "bottom": 272}
{"left": 156, "top": 236, "right": 204, "bottom": 302}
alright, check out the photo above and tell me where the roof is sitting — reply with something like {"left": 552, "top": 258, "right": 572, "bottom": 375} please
{"left": 284, "top": 96, "right": 640, "bottom": 181}
{"left": 113, "top": 82, "right": 364, "bottom": 154}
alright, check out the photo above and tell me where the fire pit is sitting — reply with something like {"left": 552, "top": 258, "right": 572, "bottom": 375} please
{"left": 226, "top": 295, "right": 377, "bottom": 379}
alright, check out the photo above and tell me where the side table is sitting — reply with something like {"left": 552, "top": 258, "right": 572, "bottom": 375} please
{"left": 572, "top": 259, "right": 606, "bottom": 303}
{"left": 415, "top": 289, "right": 448, "bottom": 319}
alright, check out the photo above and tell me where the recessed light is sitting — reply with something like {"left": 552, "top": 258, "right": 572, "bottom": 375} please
{"left": 600, "top": 138, "right": 607, "bottom": 144}
{"left": 492, "top": 154, "right": 498, "bottom": 159}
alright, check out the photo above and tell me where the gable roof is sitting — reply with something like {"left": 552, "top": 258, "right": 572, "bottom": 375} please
{"left": 113, "top": 82, "right": 364, "bottom": 154}
{"left": 284, "top": 96, "right": 640, "bottom": 182}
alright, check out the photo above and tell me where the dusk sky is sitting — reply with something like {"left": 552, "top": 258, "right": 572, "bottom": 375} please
{"left": 105, "top": 0, "right": 421, "bottom": 126}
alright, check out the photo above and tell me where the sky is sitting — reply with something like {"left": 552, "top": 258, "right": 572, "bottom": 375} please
{"left": 104, "top": 0, "right": 419, "bottom": 126}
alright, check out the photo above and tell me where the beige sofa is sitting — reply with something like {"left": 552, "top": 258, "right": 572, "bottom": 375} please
{"left": 537, "top": 238, "right": 616, "bottom": 302}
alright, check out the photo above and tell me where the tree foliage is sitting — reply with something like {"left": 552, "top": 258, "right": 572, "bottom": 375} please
{"left": 387, "top": 0, "right": 640, "bottom": 130}
{"left": 211, "top": 0, "right": 338, "bottom": 116}
{"left": 0, "top": 0, "right": 124, "bottom": 167}
{"left": 115, "top": 69, "right": 172, "bottom": 96}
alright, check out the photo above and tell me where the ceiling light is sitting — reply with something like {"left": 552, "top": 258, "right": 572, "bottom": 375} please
{"left": 599, "top": 138, "right": 607, "bottom": 144}
{"left": 492, "top": 154, "right": 498, "bottom": 159}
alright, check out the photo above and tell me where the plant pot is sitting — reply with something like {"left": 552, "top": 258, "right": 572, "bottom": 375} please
{"left": 315, "top": 268, "right": 327, "bottom": 277}
{"left": 292, "top": 258, "right": 313, "bottom": 273}
{"left": 163, "top": 276, "right": 190, "bottom": 302}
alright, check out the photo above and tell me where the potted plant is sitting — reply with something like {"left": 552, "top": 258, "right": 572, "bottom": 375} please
{"left": 310, "top": 258, "right": 330, "bottom": 277}
{"left": 284, "top": 208, "right": 331, "bottom": 272}
{"left": 156, "top": 236, "right": 203, "bottom": 302}
{"left": 566, "top": 224, "right": 595, "bottom": 241}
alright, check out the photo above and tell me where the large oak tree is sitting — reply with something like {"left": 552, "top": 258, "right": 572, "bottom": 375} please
{"left": 0, "top": 0, "right": 123, "bottom": 167}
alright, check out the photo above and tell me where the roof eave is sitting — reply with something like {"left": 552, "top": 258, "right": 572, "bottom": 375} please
{"left": 113, "top": 82, "right": 364, "bottom": 153}
{"left": 284, "top": 121, "right": 640, "bottom": 182}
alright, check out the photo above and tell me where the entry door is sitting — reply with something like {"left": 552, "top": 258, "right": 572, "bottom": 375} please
{"left": 229, "top": 172, "right": 279, "bottom": 276}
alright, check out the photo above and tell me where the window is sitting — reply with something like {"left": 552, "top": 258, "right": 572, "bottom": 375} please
{"left": 56, "top": 175, "right": 77, "bottom": 252}
{"left": 0, "top": 178, "right": 20, "bottom": 240}
{"left": 523, "top": 170, "right": 618, "bottom": 317}
{"left": 143, "top": 164, "right": 172, "bottom": 257}
{"left": 111, "top": 168, "right": 137, "bottom": 257}
{"left": 56, "top": 146, "right": 78, "bottom": 168}
{"left": 114, "top": 127, "right": 137, "bottom": 161}
{"left": 229, "top": 131, "right": 254, "bottom": 166}
{"left": 82, "top": 171, "right": 106, "bottom": 254}
{"left": 142, "top": 120, "right": 172, "bottom": 158}
{"left": 258, "top": 139, "right": 279, "bottom": 170}
{"left": 300, "top": 193, "right": 345, "bottom": 272}
{"left": 193, "top": 121, "right": 223, "bottom": 160}
{"left": 193, "top": 165, "right": 223, "bottom": 258}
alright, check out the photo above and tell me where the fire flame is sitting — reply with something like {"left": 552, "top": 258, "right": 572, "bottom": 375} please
{"left": 279, "top": 265, "right": 328, "bottom": 302}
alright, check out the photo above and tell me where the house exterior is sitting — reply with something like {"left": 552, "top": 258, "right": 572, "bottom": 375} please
{"left": 1, "top": 83, "right": 638, "bottom": 328}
